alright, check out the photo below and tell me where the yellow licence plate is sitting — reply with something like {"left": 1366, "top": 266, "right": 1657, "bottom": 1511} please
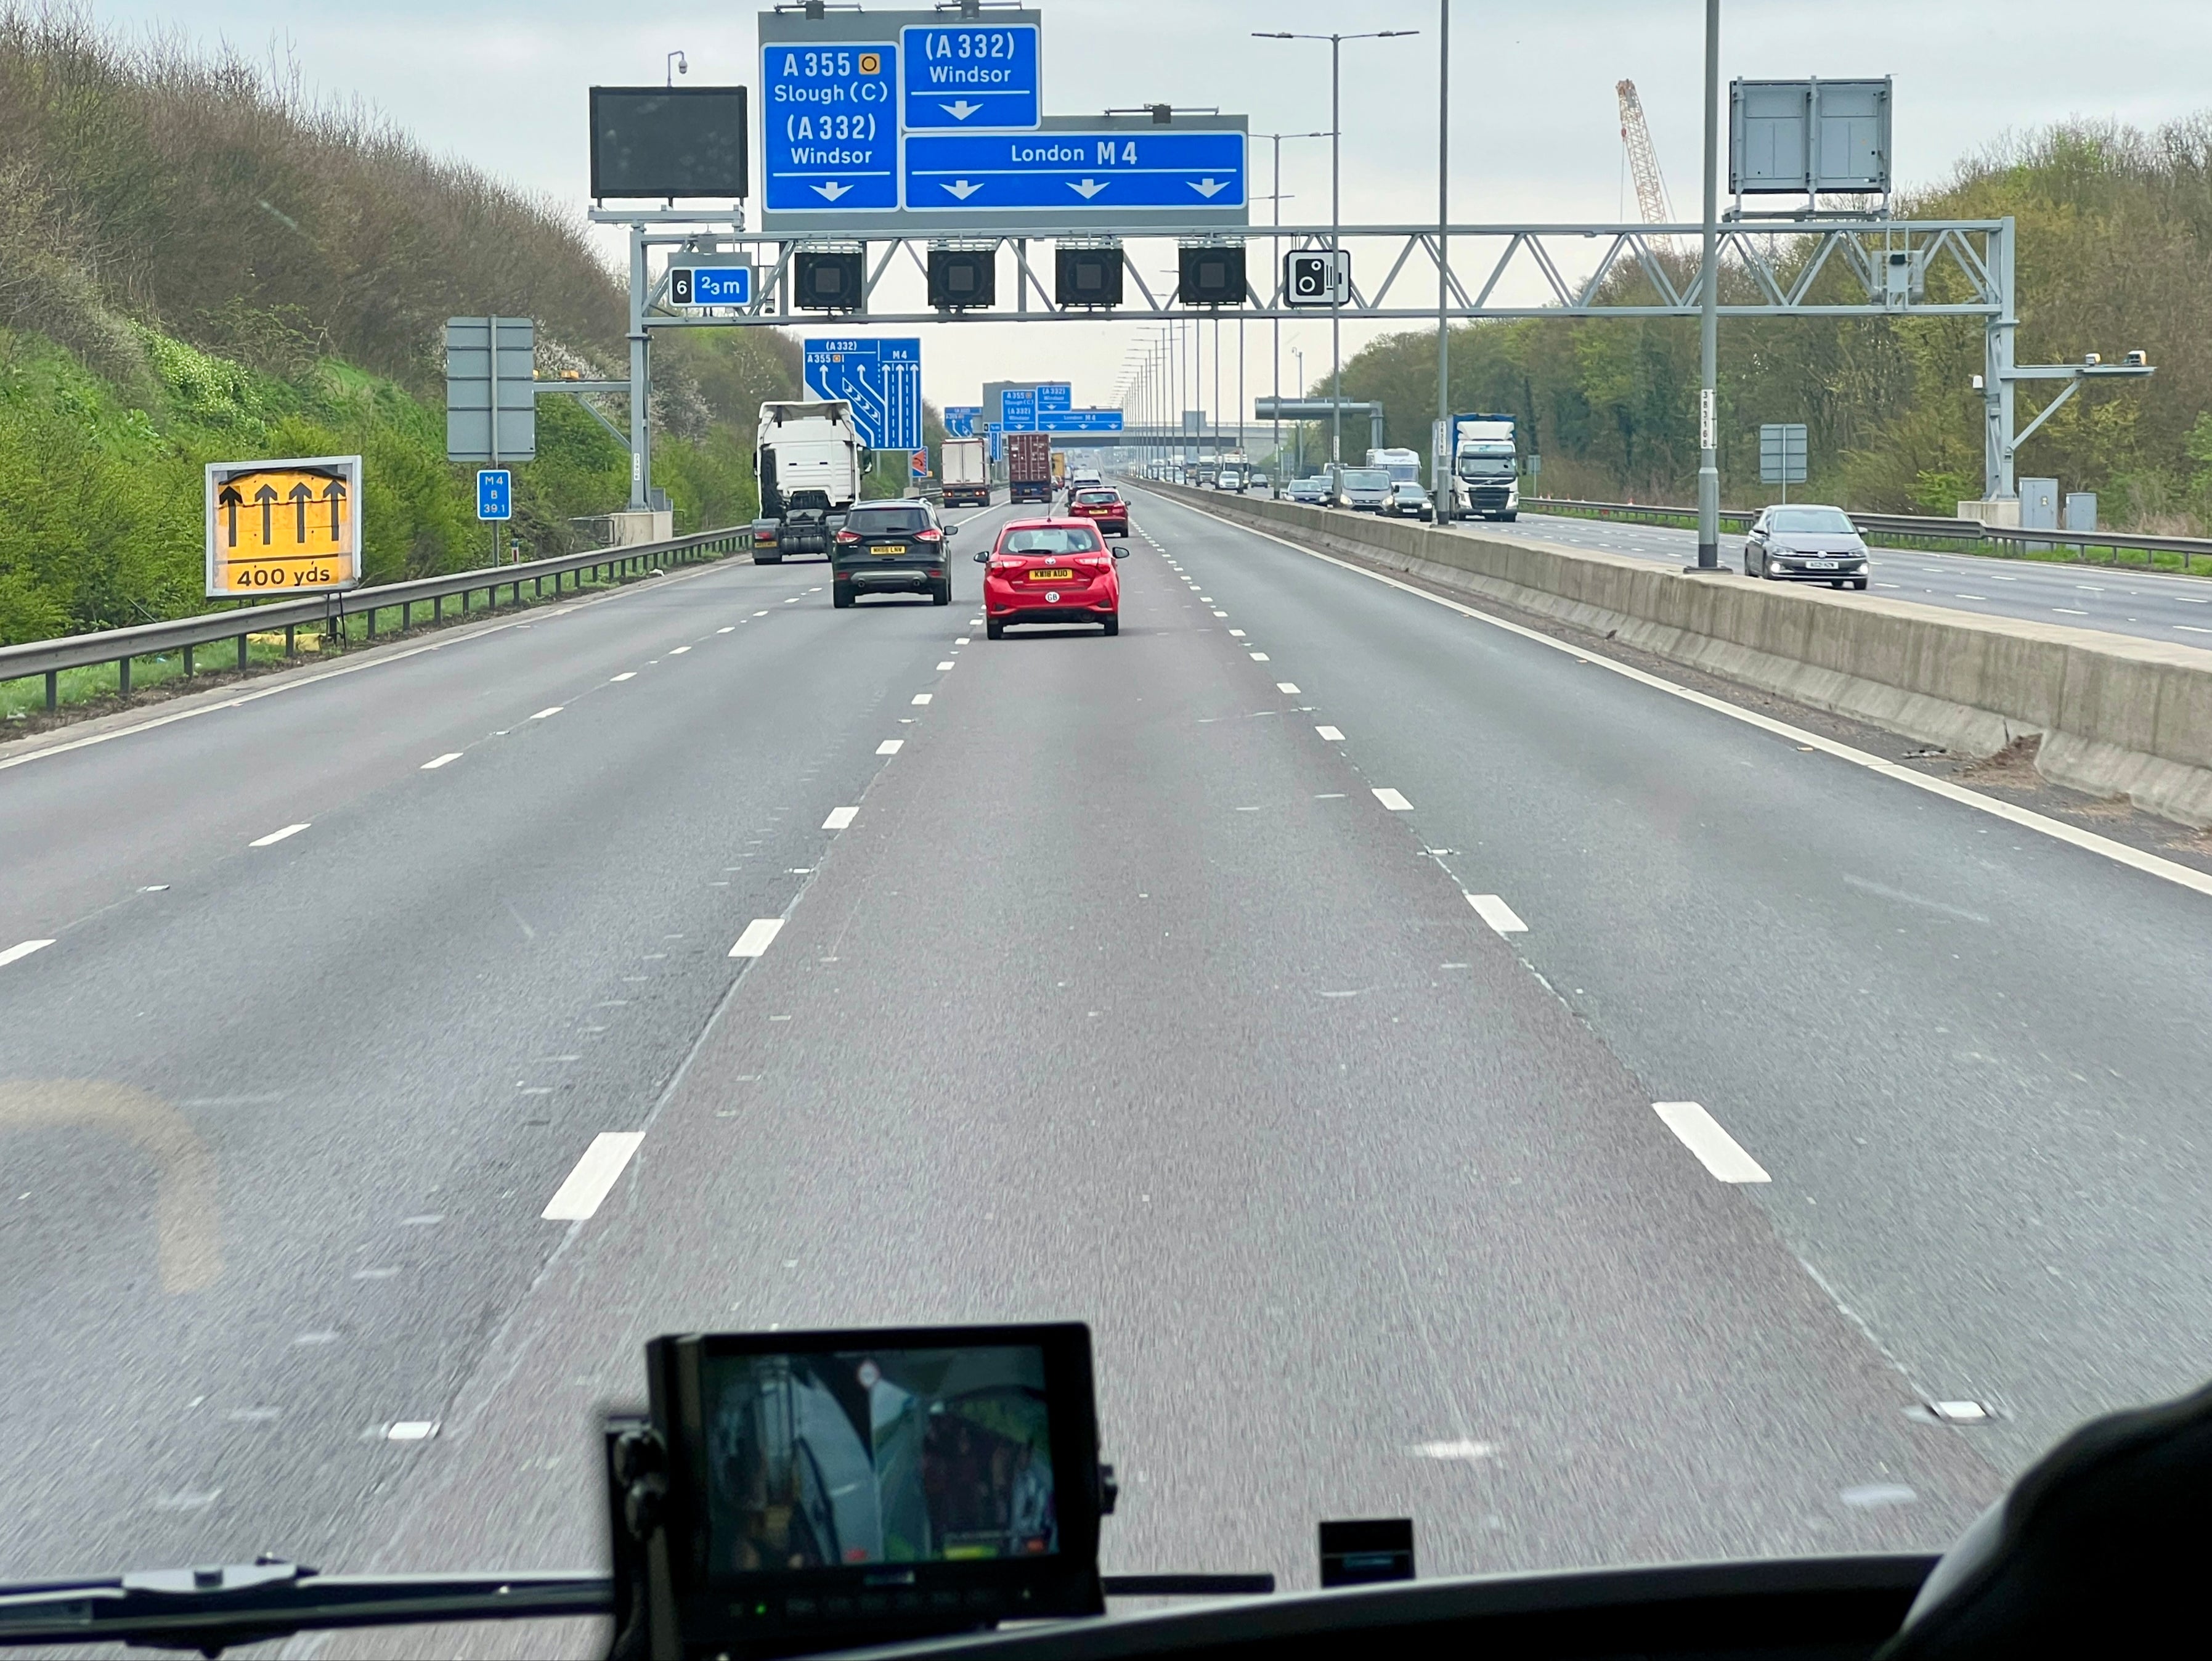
{"left": 1028, "top": 568, "right": 1075, "bottom": 581}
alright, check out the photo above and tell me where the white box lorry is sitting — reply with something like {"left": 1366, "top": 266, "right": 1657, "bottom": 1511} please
{"left": 1449, "top": 414, "right": 1519, "bottom": 521}
{"left": 754, "top": 401, "right": 862, "bottom": 562}
{"left": 940, "top": 437, "right": 990, "bottom": 507}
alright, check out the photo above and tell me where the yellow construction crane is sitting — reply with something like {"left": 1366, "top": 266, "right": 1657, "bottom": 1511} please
{"left": 1615, "top": 79, "right": 1678, "bottom": 248}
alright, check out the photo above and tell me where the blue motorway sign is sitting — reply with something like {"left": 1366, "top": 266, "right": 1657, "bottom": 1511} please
{"left": 762, "top": 41, "right": 898, "bottom": 212}
{"left": 803, "top": 337, "right": 922, "bottom": 451}
{"left": 999, "top": 389, "right": 1037, "bottom": 433}
{"left": 901, "top": 23, "right": 1039, "bottom": 130}
{"left": 1046, "top": 409, "right": 1124, "bottom": 433}
{"left": 669, "top": 265, "right": 752, "bottom": 306}
{"left": 476, "top": 468, "right": 512, "bottom": 521}
{"left": 985, "top": 423, "right": 1001, "bottom": 462}
{"left": 1036, "top": 383, "right": 1071, "bottom": 414}
{"left": 943, "top": 406, "right": 980, "bottom": 438}
{"left": 905, "top": 128, "right": 1246, "bottom": 211}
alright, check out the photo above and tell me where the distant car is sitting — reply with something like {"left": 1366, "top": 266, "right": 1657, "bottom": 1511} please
{"left": 1332, "top": 466, "right": 1394, "bottom": 512}
{"left": 977, "top": 518, "right": 1127, "bottom": 639}
{"left": 1744, "top": 504, "right": 1871, "bottom": 590}
{"left": 1068, "top": 487, "right": 1129, "bottom": 537}
{"left": 831, "top": 499, "right": 955, "bottom": 608}
{"left": 1285, "top": 476, "right": 1330, "bottom": 505}
{"left": 1383, "top": 481, "right": 1434, "bottom": 521}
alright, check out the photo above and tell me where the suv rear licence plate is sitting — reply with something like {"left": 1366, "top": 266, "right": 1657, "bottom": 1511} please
{"left": 1028, "top": 568, "right": 1075, "bottom": 581}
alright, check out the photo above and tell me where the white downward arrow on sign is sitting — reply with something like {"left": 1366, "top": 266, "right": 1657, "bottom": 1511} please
{"left": 1187, "top": 177, "right": 1229, "bottom": 198}
{"left": 813, "top": 181, "right": 852, "bottom": 202}
{"left": 1068, "top": 178, "right": 1108, "bottom": 199}
{"left": 941, "top": 179, "right": 983, "bottom": 200}
{"left": 942, "top": 99, "right": 983, "bottom": 120}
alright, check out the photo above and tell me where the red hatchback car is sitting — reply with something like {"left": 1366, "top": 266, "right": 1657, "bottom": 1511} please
{"left": 1067, "top": 486, "right": 1129, "bottom": 537}
{"left": 977, "top": 518, "right": 1127, "bottom": 639}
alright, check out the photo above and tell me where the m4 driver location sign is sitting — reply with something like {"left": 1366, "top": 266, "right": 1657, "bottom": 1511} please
{"left": 762, "top": 43, "right": 898, "bottom": 211}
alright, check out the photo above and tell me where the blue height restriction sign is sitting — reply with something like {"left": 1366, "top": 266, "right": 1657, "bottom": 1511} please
{"left": 762, "top": 41, "right": 899, "bottom": 211}
{"left": 900, "top": 23, "right": 1040, "bottom": 130}
{"left": 476, "top": 468, "right": 512, "bottom": 521}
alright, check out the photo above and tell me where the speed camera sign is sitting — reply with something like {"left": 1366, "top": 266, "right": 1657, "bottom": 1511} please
{"left": 1284, "top": 249, "right": 1351, "bottom": 307}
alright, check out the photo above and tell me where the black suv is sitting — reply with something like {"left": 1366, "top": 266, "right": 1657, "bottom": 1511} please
{"left": 831, "top": 500, "right": 958, "bottom": 608}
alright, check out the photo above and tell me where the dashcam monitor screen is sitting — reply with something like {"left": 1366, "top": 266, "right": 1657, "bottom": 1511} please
{"left": 699, "top": 1344, "right": 1057, "bottom": 1576}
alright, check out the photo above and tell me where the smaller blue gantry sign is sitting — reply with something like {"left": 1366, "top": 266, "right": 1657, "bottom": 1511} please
{"left": 803, "top": 338, "right": 922, "bottom": 450}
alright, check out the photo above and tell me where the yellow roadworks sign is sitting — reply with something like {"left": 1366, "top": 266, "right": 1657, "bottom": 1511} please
{"left": 205, "top": 454, "right": 362, "bottom": 597}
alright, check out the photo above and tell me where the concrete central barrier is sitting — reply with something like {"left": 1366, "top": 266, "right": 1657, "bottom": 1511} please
{"left": 1134, "top": 480, "right": 2212, "bottom": 828}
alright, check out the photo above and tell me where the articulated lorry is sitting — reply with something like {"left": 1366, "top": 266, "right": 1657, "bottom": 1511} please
{"left": 941, "top": 436, "right": 990, "bottom": 507}
{"left": 1448, "top": 414, "right": 1520, "bottom": 521}
{"left": 755, "top": 401, "right": 862, "bottom": 561}
{"left": 1007, "top": 431, "right": 1054, "bottom": 504}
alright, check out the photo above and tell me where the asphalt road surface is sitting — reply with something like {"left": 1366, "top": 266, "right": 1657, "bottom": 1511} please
{"left": 4, "top": 489, "right": 2208, "bottom": 1654}
{"left": 1500, "top": 509, "right": 2212, "bottom": 647}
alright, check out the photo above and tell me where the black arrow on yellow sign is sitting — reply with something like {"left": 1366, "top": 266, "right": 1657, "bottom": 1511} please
{"left": 218, "top": 485, "right": 243, "bottom": 547}
{"left": 254, "top": 483, "right": 279, "bottom": 545}
{"left": 288, "top": 481, "right": 315, "bottom": 542}
{"left": 322, "top": 478, "right": 347, "bottom": 540}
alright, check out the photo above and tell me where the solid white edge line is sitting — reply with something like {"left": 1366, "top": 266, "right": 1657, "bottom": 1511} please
{"left": 1154, "top": 494, "right": 2212, "bottom": 902}
{"left": 876, "top": 739, "right": 905, "bottom": 754}
{"left": 1466, "top": 893, "right": 1528, "bottom": 934}
{"left": 729, "top": 917, "right": 785, "bottom": 958}
{"left": 823, "top": 806, "right": 858, "bottom": 830}
{"left": 541, "top": 1131, "right": 648, "bottom": 1221}
{"left": 420, "top": 753, "right": 463, "bottom": 770}
{"left": 0, "top": 555, "right": 738, "bottom": 776}
{"left": 0, "top": 939, "right": 55, "bottom": 968}
{"left": 1372, "top": 787, "right": 1413, "bottom": 811}
{"left": 249, "top": 822, "right": 311, "bottom": 847}
{"left": 1653, "top": 1101, "right": 1771, "bottom": 1183}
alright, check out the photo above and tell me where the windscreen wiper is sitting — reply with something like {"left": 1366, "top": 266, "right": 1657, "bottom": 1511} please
{"left": 0, "top": 1558, "right": 611, "bottom": 1655}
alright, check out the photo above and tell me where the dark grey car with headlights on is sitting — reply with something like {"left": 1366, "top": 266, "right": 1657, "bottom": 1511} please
{"left": 1744, "top": 505, "right": 1871, "bottom": 589}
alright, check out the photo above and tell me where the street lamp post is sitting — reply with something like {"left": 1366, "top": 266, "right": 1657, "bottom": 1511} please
{"left": 1256, "top": 131, "right": 1326, "bottom": 491}
{"left": 1693, "top": 0, "right": 1722, "bottom": 569}
{"left": 1291, "top": 346, "right": 1306, "bottom": 475}
{"left": 1255, "top": 28, "right": 1419, "bottom": 473}
{"left": 1434, "top": 0, "right": 1452, "bottom": 522}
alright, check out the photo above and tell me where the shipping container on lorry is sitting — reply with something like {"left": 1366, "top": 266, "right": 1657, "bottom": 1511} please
{"left": 755, "top": 400, "right": 863, "bottom": 561}
{"left": 940, "top": 437, "right": 990, "bottom": 507}
{"left": 1007, "top": 431, "right": 1054, "bottom": 503}
{"left": 1449, "top": 414, "right": 1520, "bottom": 520}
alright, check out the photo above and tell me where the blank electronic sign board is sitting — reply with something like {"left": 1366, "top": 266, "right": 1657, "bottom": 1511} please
{"left": 591, "top": 87, "right": 750, "bottom": 200}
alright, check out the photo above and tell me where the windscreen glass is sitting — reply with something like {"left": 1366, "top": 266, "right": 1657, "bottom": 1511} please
{"left": 1341, "top": 469, "right": 1389, "bottom": 489}
{"left": 701, "top": 1345, "right": 1055, "bottom": 1574}
{"left": 1768, "top": 507, "right": 1857, "bottom": 534}
{"left": 1001, "top": 528, "right": 1104, "bottom": 555}
{"left": 845, "top": 507, "right": 932, "bottom": 534}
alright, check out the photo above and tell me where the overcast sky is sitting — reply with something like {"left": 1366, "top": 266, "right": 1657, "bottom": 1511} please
{"left": 102, "top": 1, "right": 2212, "bottom": 422}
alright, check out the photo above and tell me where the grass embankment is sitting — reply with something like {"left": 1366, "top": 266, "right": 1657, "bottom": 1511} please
{"left": 0, "top": 6, "right": 811, "bottom": 705}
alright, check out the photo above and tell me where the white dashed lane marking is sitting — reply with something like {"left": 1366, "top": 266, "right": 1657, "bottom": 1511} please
{"left": 728, "top": 918, "right": 786, "bottom": 959}
{"left": 912, "top": 693, "right": 933, "bottom": 705}
{"left": 250, "top": 823, "right": 311, "bottom": 847}
{"left": 1466, "top": 894, "right": 1527, "bottom": 934}
{"left": 530, "top": 706, "right": 563, "bottom": 720}
{"left": 1276, "top": 683, "right": 1300, "bottom": 695}
{"left": 1372, "top": 788, "right": 1413, "bottom": 812}
{"left": 1653, "top": 1102, "right": 1771, "bottom": 1183}
{"left": 611, "top": 672, "right": 636, "bottom": 682}
{"left": 877, "top": 740, "right": 905, "bottom": 755}
{"left": 542, "top": 1132, "right": 647, "bottom": 1221}
{"left": 421, "top": 753, "right": 462, "bottom": 770}
{"left": 823, "top": 807, "right": 859, "bottom": 830}
{"left": 0, "top": 940, "right": 55, "bottom": 968}
{"left": 1315, "top": 725, "right": 1344, "bottom": 741}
